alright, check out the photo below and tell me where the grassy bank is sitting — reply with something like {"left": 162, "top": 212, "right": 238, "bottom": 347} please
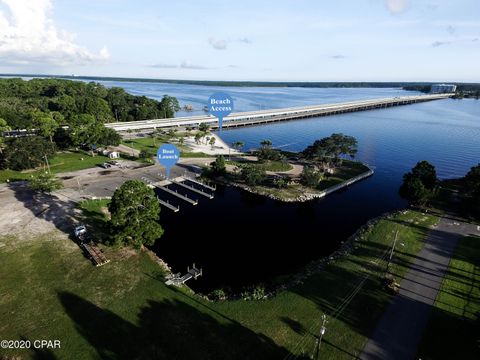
{"left": 0, "top": 209, "right": 438, "bottom": 359}
{"left": 417, "top": 235, "right": 480, "bottom": 359}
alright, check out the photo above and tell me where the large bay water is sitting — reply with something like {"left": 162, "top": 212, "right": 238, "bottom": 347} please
{"left": 95, "top": 80, "right": 414, "bottom": 116}
{"left": 96, "top": 81, "right": 480, "bottom": 292}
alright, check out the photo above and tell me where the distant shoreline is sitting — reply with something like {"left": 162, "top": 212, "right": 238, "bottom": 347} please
{"left": 1, "top": 73, "right": 478, "bottom": 88}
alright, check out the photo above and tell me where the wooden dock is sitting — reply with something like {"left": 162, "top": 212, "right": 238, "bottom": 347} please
{"left": 156, "top": 196, "right": 179, "bottom": 212}
{"left": 165, "top": 263, "right": 203, "bottom": 286}
{"left": 181, "top": 176, "right": 216, "bottom": 191}
{"left": 156, "top": 185, "right": 198, "bottom": 205}
{"left": 171, "top": 179, "right": 214, "bottom": 199}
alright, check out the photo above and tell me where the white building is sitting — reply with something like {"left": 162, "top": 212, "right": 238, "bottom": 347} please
{"left": 108, "top": 151, "right": 120, "bottom": 159}
{"left": 431, "top": 84, "right": 457, "bottom": 93}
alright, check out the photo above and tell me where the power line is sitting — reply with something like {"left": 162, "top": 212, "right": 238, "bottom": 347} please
{"left": 284, "top": 247, "right": 391, "bottom": 360}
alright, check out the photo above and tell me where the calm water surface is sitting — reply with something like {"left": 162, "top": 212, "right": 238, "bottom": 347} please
{"left": 97, "top": 81, "right": 479, "bottom": 292}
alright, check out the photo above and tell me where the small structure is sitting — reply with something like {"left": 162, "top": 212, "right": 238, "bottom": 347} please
{"left": 165, "top": 263, "right": 203, "bottom": 286}
{"left": 108, "top": 151, "right": 120, "bottom": 159}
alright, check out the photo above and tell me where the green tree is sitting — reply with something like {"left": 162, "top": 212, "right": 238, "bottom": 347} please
{"left": 464, "top": 164, "right": 480, "bottom": 217}
{"left": 273, "top": 176, "right": 289, "bottom": 188}
{"left": 399, "top": 174, "right": 431, "bottom": 205}
{"left": 303, "top": 133, "right": 357, "bottom": 168}
{"left": 399, "top": 161, "right": 438, "bottom": 205}
{"left": 0, "top": 117, "right": 10, "bottom": 154}
{"left": 465, "top": 164, "right": 480, "bottom": 187}
{"left": 108, "top": 180, "right": 164, "bottom": 248}
{"left": 410, "top": 160, "right": 438, "bottom": 189}
{"left": 210, "top": 155, "right": 226, "bottom": 175}
{"left": 241, "top": 165, "right": 266, "bottom": 186}
{"left": 70, "top": 114, "right": 119, "bottom": 151}
{"left": 29, "top": 172, "right": 63, "bottom": 193}
{"left": 209, "top": 136, "right": 216, "bottom": 148}
{"left": 198, "top": 123, "right": 210, "bottom": 133}
{"left": 260, "top": 139, "right": 272, "bottom": 148}
{"left": 232, "top": 141, "right": 245, "bottom": 152}
{"left": 160, "top": 95, "right": 180, "bottom": 118}
{"left": 31, "top": 111, "right": 59, "bottom": 143}
{"left": 1, "top": 136, "right": 56, "bottom": 171}
{"left": 257, "top": 139, "right": 283, "bottom": 161}
{"left": 300, "top": 166, "right": 323, "bottom": 187}
{"left": 194, "top": 132, "right": 202, "bottom": 145}
{"left": 83, "top": 97, "right": 114, "bottom": 123}
{"left": 97, "top": 127, "right": 121, "bottom": 147}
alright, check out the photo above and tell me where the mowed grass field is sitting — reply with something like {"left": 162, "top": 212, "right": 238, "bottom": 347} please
{"left": 0, "top": 151, "right": 110, "bottom": 183}
{"left": 0, "top": 210, "right": 438, "bottom": 359}
{"left": 417, "top": 235, "right": 480, "bottom": 360}
{"left": 122, "top": 135, "right": 212, "bottom": 158}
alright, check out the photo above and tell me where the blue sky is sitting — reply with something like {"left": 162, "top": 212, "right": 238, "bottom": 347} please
{"left": 0, "top": 0, "right": 479, "bottom": 81}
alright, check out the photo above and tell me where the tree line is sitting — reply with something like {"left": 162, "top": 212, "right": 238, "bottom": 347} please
{"left": 0, "top": 78, "right": 180, "bottom": 171}
{"left": 399, "top": 160, "right": 480, "bottom": 218}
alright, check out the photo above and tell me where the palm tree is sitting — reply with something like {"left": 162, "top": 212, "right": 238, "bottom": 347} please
{"left": 232, "top": 141, "right": 244, "bottom": 152}
{"left": 260, "top": 139, "right": 272, "bottom": 149}
{"left": 198, "top": 123, "right": 210, "bottom": 133}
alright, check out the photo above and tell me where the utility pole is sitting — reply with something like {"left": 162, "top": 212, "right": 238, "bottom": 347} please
{"left": 313, "top": 314, "right": 328, "bottom": 360}
{"left": 44, "top": 154, "right": 51, "bottom": 174}
{"left": 386, "top": 230, "right": 399, "bottom": 275}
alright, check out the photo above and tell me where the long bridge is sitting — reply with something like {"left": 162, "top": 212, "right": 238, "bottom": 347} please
{"left": 105, "top": 93, "right": 453, "bottom": 132}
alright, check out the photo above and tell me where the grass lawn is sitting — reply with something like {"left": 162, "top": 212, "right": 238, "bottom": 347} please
{"left": 0, "top": 151, "right": 111, "bottom": 183}
{"left": 47, "top": 152, "right": 111, "bottom": 173}
{"left": 0, "top": 169, "right": 31, "bottom": 183}
{"left": 0, "top": 209, "right": 438, "bottom": 359}
{"left": 122, "top": 136, "right": 211, "bottom": 158}
{"left": 226, "top": 159, "right": 292, "bottom": 172}
{"left": 317, "top": 161, "right": 370, "bottom": 191}
{"left": 121, "top": 136, "right": 163, "bottom": 153}
{"left": 416, "top": 235, "right": 480, "bottom": 360}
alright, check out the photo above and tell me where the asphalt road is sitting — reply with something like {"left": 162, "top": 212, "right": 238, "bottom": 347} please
{"left": 360, "top": 217, "right": 480, "bottom": 360}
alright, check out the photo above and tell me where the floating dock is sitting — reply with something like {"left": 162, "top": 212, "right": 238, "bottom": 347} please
{"left": 157, "top": 185, "right": 198, "bottom": 205}
{"left": 157, "top": 196, "right": 179, "bottom": 212}
{"left": 181, "top": 176, "right": 216, "bottom": 191}
{"left": 171, "top": 179, "right": 214, "bottom": 199}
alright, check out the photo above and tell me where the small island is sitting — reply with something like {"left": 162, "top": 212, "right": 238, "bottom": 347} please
{"left": 204, "top": 133, "right": 373, "bottom": 202}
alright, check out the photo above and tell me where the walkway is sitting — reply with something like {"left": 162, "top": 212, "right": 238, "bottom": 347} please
{"left": 360, "top": 217, "right": 480, "bottom": 360}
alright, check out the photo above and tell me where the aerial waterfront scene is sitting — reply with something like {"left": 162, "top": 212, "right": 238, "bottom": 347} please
{"left": 0, "top": 1, "right": 479, "bottom": 360}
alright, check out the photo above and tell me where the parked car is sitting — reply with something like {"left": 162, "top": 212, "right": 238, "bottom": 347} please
{"left": 99, "top": 163, "right": 112, "bottom": 169}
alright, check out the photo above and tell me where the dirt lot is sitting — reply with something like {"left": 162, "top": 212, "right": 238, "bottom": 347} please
{"left": 0, "top": 160, "right": 204, "bottom": 241}
{"left": 0, "top": 182, "right": 81, "bottom": 239}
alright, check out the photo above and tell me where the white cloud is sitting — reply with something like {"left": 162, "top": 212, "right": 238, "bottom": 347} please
{"left": 208, "top": 37, "right": 227, "bottom": 50}
{"left": 386, "top": 0, "right": 409, "bottom": 14}
{"left": 0, "top": 0, "right": 109, "bottom": 65}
